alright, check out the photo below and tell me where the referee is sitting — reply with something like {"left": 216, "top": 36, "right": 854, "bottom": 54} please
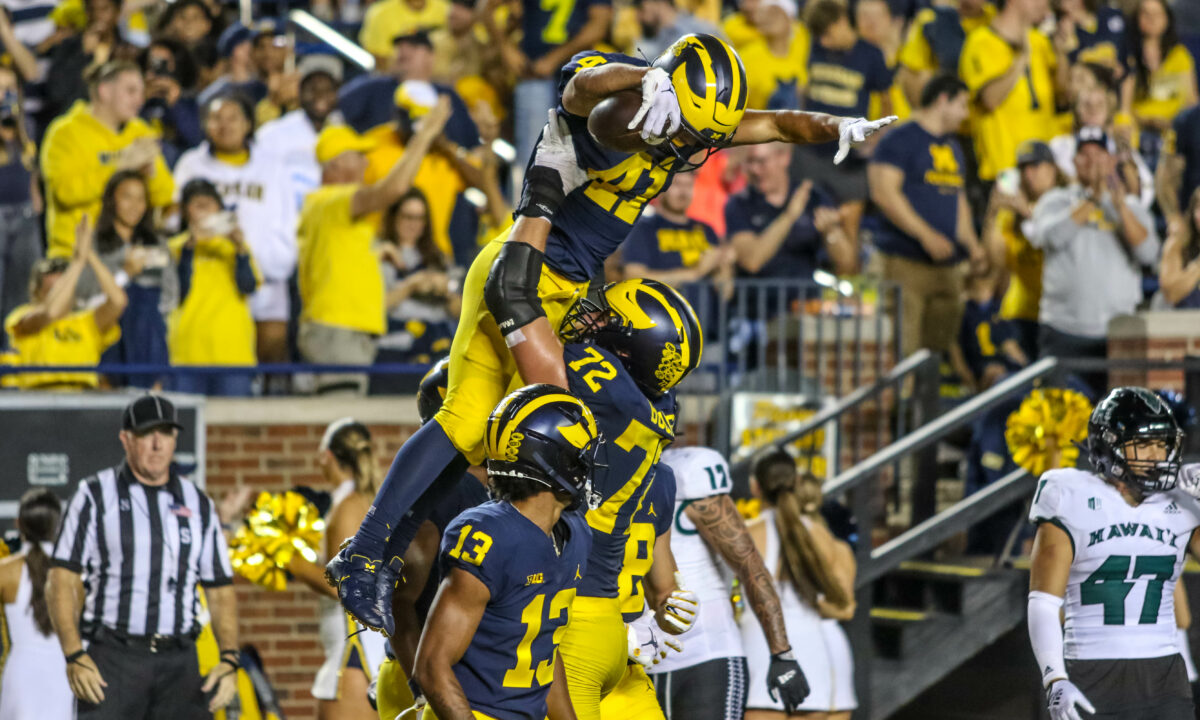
{"left": 46, "top": 394, "right": 240, "bottom": 719}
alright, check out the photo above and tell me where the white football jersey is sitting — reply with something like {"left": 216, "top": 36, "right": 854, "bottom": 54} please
{"left": 652, "top": 446, "right": 745, "bottom": 673}
{"left": 1030, "top": 468, "right": 1200, "bottom": 660}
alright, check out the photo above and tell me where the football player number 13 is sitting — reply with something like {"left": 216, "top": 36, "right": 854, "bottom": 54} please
{"left": 504, "top": 589, "right": 577, "bottom": 688}
{"left": 1080, "top": 554, "right": 1175, "bottom": 625}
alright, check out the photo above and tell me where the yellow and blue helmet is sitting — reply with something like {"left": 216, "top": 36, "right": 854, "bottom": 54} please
{"left": 417, "top": 357, "right": 451, "bottom": 425}
{"left": 484, "top": 384, "right": 603, "bottom": 510}
{"left": 564, "top": 279, "right": 703, "bottom": 398}
{"left": 652, "top": 33, "right": 748, "bottom": 170}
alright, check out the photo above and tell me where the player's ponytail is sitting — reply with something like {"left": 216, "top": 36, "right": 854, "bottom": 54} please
{"left": 329, "top": 423, "right": 382, "bottom": 496}
{"left": 756, "top": 457, "right": 849, "bottom": 610}
{"left": 18, "top": 488, "right": 63, "bottom": 636}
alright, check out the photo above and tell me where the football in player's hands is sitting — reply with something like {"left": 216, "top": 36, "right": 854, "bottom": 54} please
{"left": 588, "top": 89, "right": 655, "bottom": 154}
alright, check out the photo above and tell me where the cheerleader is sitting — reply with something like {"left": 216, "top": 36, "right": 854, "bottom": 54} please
{"left": 741, "top": 449, "right": 858, "bottom": 720}
{"left": 0, "top": 489, "right": 71, "bottom": 720}
{"left": 287, "top": 418, "right": 388, "bottom": 720}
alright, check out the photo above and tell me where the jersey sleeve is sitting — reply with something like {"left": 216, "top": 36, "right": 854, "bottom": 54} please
{"left": 662, "top": 447, "right": 733, "bottom": 501}
{"left": 440, "top": 511, "right": 509, "bottom": 598}
{"left": 557, "top": 51, "right": 645, "bottom": 115}
{"left": 652, "top": 465, "right": 677, "bottom": 536}
{"left": 1029, "top": 470, "right": 1068, "bottom": 526}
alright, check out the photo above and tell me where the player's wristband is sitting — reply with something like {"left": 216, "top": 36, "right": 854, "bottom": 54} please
{"left": 484, "top": 241, "right": 547, "bottom": 339}
{"left": 66, "top": 649, "right": 87, "bottom": 665}
{"left": 515, "top": 166, "right": 568, "bottom": 220}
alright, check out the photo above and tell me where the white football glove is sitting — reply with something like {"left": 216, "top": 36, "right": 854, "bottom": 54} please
{"left": 1178, "top": 464, "right": 1200, "bottom": 499}
{"left": 627, "top": 613, "right": 683, "bottom": 668}
{"left": 834, "top": 115, "right": 898, "bottom": 164}
{"left": 533, "top": 109, "right": 590, "bottom": 196}
{"left": 661, "top": 573, "right": 699, "bottom": 634}
{"left": 1046, "top": 679, "right": 1096, "bottom": 720}
{"left": 628, "top": 67, "right": 681, "bottom": 144}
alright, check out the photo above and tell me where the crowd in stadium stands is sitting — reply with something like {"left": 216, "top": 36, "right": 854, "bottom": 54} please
{"left": 0, "top": 0, "right": 1197, "bottom": 398}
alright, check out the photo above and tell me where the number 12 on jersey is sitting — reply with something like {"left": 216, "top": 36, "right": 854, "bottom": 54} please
{"left": 1080, "top": 554, "right": 1175, "bottom": 625}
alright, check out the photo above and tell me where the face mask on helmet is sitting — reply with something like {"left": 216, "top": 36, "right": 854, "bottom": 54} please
{"left": 1102, "top": 431, "right": 1184, "bottom": 495}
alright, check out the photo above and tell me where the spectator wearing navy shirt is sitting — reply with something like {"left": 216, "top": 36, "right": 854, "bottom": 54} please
{"left": 499, "top": 0, "right": 611, "bottom": 169}
{"left": 339, "top": 30, "right": 479, "bottom": 149}
{"left": 950, "top": 262, "right": 1027, "bottom": 394}
{"left": 728, "top": 143, "right": 856, "bottom": 283}
{"left": 622, "top": 171, "right": 734, "bottom": 329}
{"left": 623, "top": 171, "right": 734, "bottom": 291}
{"left": 869, "top": 74, "right": 985, "bottom": 359}
{"left": 794, "top": 0, "right": 893, "bottom": 241}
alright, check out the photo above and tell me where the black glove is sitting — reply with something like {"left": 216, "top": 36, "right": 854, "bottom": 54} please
{"left": 767, "top": 649, "right": 810, "bottom": 712}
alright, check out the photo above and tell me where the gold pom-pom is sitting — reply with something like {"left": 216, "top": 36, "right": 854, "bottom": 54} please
{"left": 0, "top": 539, "right": 10, "bottom": 559}
{"left": 1005, "top": 388, "right": 1093, "bottom": 477}
{"left": 736, "top": 498, "right": 761, "bottom": 521}
{"left": 229, "top": 491, "right": 326, "bottom": 591}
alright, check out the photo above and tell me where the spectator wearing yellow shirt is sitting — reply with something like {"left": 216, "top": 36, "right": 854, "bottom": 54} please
{"left": 359, "top": 0, "right": 450, "bottom": 70}
{"left": 897, "top": 0, "right": 996, "bottom": 107}
{"left": 5, "top": 217, "right": 127, "bottom": 390}
{"left": 298, "top": 100, "right": 450, "bottom": 395}
{"left": 959, "top": 0, "right": 1067, "bottom": 184}
{"left": 1125, "top": 0, "right": 1198, "bottom": 136}
{"left": 981, "top": 140, "right": 1063, "bottom": 360}
{"left": 40, "top": 60, "right": 174, "bottom": 259}
{"left": 723, "top": 0, "right": 763, "bottom": 51}
{"left": 169, "top": 178, "right": 261, "bottom": 397}
{"left": 738, "top": 0, "right": 810, "bottom": 111}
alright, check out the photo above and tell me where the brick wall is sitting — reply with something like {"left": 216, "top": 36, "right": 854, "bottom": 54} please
{"left": 205, "top": 417, "right": 419, "bottom": 720}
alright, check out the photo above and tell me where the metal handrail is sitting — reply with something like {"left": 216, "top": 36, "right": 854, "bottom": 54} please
{"left": 728, "top": 349, "right": 935, "bottom": 477}
{"left": 824, "top": 357, "right": 1060, "bottom": 497}
{"left": 858, "top": 468, "right": 1034, "bottom": 585}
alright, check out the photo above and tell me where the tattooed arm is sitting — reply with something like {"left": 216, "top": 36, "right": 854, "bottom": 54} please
{"left": 685, "top": 495, "right": 790, "bottom": 654}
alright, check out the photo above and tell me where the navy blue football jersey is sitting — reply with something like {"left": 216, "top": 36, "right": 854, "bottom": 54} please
{"left": 439, "top": 501, "right": 591, "bottom": 720}
{"left": 545, "top": 51, "right": 681, "bottom": 282}
{"left": 563, "top": 342, "right": 676, "bottom": 601}
{"left": 617, "top": 463, "right": 676, "bottom": 621}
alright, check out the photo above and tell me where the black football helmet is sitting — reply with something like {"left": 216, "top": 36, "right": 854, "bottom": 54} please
{"left": 561, "top": 279, "right": 703, "bottom": 398}
{"left": 417, "top": 357, "right": 450, "bottom": 425}
{"left": 484, "top": 384, "right": 602, "bottom": 510}
{"left": 1087, "top": 387, "right": 1185, "bottom": 495}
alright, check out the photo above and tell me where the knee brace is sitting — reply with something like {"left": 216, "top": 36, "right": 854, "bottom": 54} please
{"left": 484, "top": 241, "right": 546, "bottom": 340}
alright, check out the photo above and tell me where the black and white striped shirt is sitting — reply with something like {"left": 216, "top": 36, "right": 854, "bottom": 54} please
{"left": 52, "top": 463, "right": 233, "bottom": 638}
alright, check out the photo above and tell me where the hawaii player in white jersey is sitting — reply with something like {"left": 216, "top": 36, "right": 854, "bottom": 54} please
{"left": 1029, "top": 387, "right": 1198, "bottom": 720}
{"left": 650, "top": 445, "right": 812, "bottom": 719}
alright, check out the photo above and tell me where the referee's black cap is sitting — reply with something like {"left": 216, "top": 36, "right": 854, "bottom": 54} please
{"left": 123, "top": 394, "right": 184, "bottom": 434}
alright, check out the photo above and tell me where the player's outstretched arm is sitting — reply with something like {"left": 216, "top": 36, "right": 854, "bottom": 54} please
{"left": 545, "top": 652, "right": 580, "bottom": 720}
{"left": 732, "top": 110, "right": 898, "bottom": 164}
{"left": 685, "top": 495, "right": 788, "bottom": 654}
{"left": 413, "top": 568, "right": 491, "bottom": 720}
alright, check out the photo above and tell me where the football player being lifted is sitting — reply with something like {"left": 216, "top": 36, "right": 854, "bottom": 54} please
{"left": 328, "top": 32, "right": 896, "bottom": 635}
{"left": 1029, "top": 387, "right": 1197, "bottom": 720}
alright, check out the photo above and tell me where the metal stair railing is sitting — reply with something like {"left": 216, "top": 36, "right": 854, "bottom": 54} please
{"left": 834, "top": 356, "right": 1060, "bottom": 720}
